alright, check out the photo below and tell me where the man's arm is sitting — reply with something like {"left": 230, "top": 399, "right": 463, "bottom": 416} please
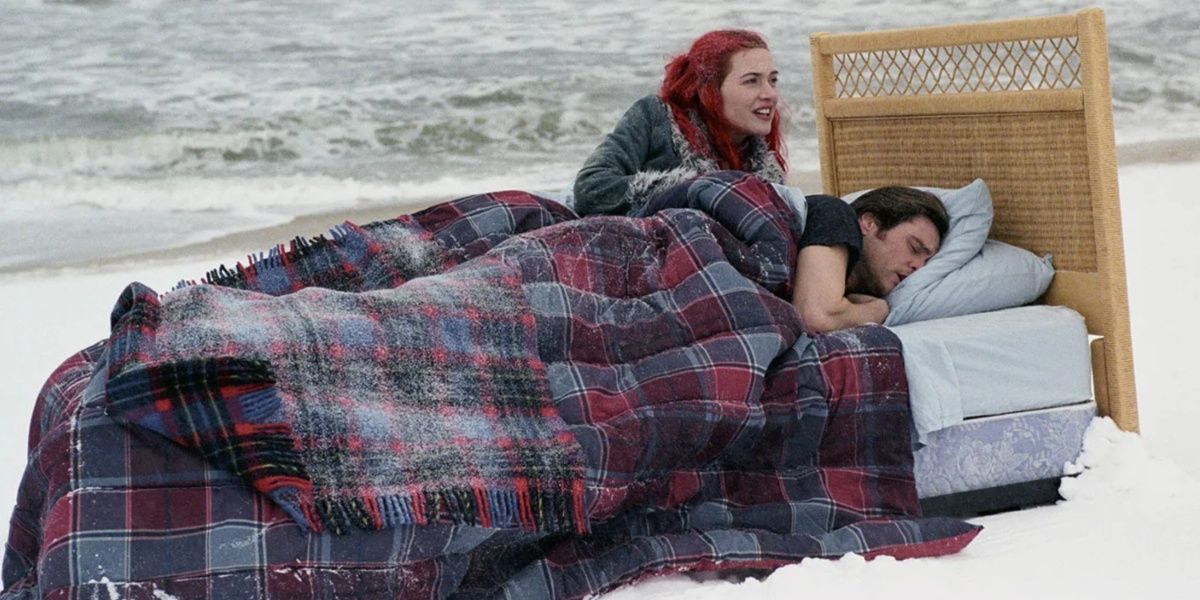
{"left": 791, "top": 244, "right": 888, "bottom": 334}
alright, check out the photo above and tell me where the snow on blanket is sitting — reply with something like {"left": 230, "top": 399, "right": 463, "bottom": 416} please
{"left": 2, "top": 172, "right": 979, "bottom": 599}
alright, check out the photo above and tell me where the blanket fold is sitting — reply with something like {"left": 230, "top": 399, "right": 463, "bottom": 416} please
{"left": 105, "top": 191, "right": 590, "bottom": 535}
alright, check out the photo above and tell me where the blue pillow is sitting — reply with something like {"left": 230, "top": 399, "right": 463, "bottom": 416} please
{"left": 884, "top": 239, "right": 1055, "bottom": 325}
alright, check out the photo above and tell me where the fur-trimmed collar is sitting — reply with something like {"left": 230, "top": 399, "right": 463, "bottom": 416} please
{"left": 623, "top": 99, "right": 786, "bottom": 214}
{"left": 670, "top": 106, "right": 786, "bottom": 185}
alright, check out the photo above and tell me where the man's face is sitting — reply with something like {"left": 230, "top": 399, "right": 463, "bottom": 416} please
{"left": 854, "top": 214, "right": 940, "bottom": 296}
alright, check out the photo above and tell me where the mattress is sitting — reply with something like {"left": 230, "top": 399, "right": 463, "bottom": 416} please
{"left": 914, "top": 400, "right": 1096, "bottom": 498}
{"left": 890, "top": 305, "right": 1093, "bottom": 444}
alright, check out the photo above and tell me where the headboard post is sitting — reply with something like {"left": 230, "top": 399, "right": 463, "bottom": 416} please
{"left": 809, "top": 8, "right": 1139, "bottom": 432}
{"left": 1076, "top": 9, "right": 1139, "bottom": 432}
{"left": 809, "top": 33, "right": 838, "bottom": 196}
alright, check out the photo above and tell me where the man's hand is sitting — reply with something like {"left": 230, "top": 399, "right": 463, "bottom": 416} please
{"left": 846, "top": 294, "right": 889, "bottom": 324}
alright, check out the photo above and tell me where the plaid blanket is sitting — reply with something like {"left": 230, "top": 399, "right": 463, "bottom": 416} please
{"left": 3, "top": 173, "right": 981, "bottom": 599}
{"left": 105, "top": 251, "right": 584, "bottom": 536}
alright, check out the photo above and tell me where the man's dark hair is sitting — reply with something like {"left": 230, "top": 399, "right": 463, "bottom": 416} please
{"left": 852, "top": 187, "right": 949, "bottom": 239}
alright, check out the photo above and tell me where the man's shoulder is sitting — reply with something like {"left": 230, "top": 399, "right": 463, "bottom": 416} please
{"left": 800, "top": 194, "right": 863, "bottom": 269}
{"left": 804, "top": 194, "right": 856, "bottom": 221}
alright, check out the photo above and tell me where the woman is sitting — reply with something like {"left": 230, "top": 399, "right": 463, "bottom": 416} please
{"left": 573, "top": 29, "right": 789, "bottom": 216}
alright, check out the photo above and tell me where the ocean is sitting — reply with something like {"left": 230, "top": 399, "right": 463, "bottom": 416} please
{"left": 1, "top": 0, "right": 1197, "bottom": 271}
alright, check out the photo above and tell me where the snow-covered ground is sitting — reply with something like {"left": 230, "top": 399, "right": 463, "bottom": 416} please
{"left": 1, "top": 162, "right": 1198, "bottom": 597}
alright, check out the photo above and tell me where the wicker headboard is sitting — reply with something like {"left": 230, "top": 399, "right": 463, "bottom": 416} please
{"left": 809, "top": 8, "right": 1137, "bottom": 431}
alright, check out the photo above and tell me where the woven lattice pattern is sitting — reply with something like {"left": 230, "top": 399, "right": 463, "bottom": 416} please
{"left": 829, "top": 113, "right": 1096, "bottom": 271}
{"left": 833, "top": 38, "right": 1081, "bottom": 98}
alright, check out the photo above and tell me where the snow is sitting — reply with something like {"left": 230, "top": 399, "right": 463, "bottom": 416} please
{"left": 605, "top": 418, "right": 1200, "bottom": 599}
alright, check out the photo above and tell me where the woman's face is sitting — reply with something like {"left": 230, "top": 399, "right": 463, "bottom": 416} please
{"left": 719, "top": 48, "right": 779, "bottom": 144}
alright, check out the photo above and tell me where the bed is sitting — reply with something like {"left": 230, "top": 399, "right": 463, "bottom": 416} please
{"left": 808, "top": 7, "right": 1137, "bottom": 513}
{"left": 1, "top": 9, "right": 1132, "bottom": 600}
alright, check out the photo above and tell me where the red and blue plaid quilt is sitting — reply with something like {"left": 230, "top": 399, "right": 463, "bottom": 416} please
{"left": 2, "top": 172, "right": 980, "bottom": 599}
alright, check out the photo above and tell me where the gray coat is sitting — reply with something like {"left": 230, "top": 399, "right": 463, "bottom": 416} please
{"left": 572, "top": 95, "right": 786, "bottom": 216}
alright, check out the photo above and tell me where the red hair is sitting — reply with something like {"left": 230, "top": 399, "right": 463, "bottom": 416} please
{"left": 659, "top": 30, "right": 788, "bottom": 172}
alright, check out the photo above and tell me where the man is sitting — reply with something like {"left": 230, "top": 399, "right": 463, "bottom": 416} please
{"left": 791, "top": 187, "right": 949, "bottom": 334}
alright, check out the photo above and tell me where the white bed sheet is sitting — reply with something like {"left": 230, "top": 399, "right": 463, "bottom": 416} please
{"left": 890, "top": 305, "right": 1092, "bottom": 445}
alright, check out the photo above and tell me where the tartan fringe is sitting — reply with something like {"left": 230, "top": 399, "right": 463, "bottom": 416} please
{"left": 196, "top": 232, "right": 336, "bottom": 290}
{"left": 292, "top": 483, "right": 589, "bottom": 536}
{"left": 184, "top": 221, "right": 401, "bottom": 293}
{"left": 169, "top": 226, "right": 352, "bottom": 291}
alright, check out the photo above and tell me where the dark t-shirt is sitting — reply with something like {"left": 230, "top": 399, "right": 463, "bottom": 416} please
{"left": 800, "top": 194, "right": 862, "bottom": 274}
